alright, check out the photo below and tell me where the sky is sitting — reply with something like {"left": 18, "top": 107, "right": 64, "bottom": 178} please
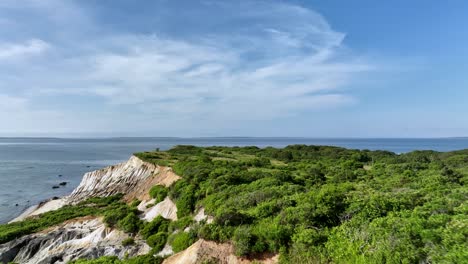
{"left": 0, "top": 0, "right": 467, "bottom": 138}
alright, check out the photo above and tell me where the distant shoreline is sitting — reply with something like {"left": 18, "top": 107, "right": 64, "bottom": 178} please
{"left": 1, "top": 136, "right": 467, "bottom": 140}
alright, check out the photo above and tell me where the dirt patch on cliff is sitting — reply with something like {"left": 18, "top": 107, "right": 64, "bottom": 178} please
{"left": 238, "top": 252, "right": 279, "bottom": 264}
{"left": 142, "top": 197, "right": 178, "bottom": 221}
{"left": 124, "top": 165, "right": 181, "bottom": 202}
{"left": 162, "top": 239, "right": 278, "bottom": 264}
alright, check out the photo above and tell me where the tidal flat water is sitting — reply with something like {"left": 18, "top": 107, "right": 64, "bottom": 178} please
{"left": 1, "top": 137, "right": 468, "bottom": 223}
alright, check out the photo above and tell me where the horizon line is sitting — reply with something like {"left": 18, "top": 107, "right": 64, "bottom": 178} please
{"left": 0, "top": 136, "right": 467, "bottom": 140}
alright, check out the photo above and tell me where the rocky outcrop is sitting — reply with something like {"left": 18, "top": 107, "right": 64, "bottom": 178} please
{"left": 1, "top": 155, "right": 282, "bottom": 264}
{"left": 68, "top": 156, "right": 181, "bottom": 204}
{"left": 141, "top": 197, "right": 178, "bottom": 221}
{"left": 11, "top": 156, "right": 181, "bottom": 223}
{"left": 194, "top": 207, "right": 214, "bottom": 224}
{"left": 10, "top": 198, "right": 67, "bottom": 223}
{"left": 0, "top": 217, "right": 150, "bottom": 264}
{"left": 162, "top": 239, "right": 279, "bottom": 264}
{"left": 2, "top": 155, "right": 183, "bottom": 263}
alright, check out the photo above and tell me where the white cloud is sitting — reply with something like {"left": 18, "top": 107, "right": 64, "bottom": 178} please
{"left": 42, "top": 1, "right": 371, "bottom": 120}
{"left": 0, "top": 39, "right": 49, "bottom": 60}
{"left": 0, "top": 1, "right": 376, "bottom": 135}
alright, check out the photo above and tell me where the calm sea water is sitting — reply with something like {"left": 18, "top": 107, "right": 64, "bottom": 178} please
{"left": 1, "top": 137, "right": 468, "bottom": 223}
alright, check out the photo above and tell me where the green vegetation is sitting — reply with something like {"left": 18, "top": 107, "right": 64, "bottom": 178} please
{"left": 140, "top": 216, "right": 170, "bottom": 239}
{"left": 70, "top": 255, "right": 163, "bottom": 264}
{"left": 147, "top": 232, "right": 168, "bottom": 251}
{"left": 0, "top": 195, "right": 126, "bottom": 244}
{"left": 117, "top": 212, "right": 142, "bottom": 234}
{"left": 2, "top": 145, "right": 467, "bottom": 264}
{"left": 148, "top": 185, "right": 168, "bottom": 203}
{"left": 121, "top": 238, "right": 135, "bottom": 247}
{"left": 168, "top": 230, "right": 197, "bottom": 253}
{"left": 138, "top": 145, "right": 468, "bottom": 263}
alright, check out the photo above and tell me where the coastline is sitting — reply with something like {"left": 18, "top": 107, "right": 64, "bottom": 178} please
{"left": 9, "top": 197, "right": 67, "bottom": 223}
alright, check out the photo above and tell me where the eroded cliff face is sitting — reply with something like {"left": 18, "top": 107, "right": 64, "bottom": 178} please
{"left": 162, "top": 239, "right": 278, "bottom": 264}
{"left": 11, "top": 156, "right": 181, "bottom": 223}
{"left": 140, "top": 197, "right": 178, "bottom": 221}
{"left": 2, "top": 156, "right": 181, "bottom": 263}
{"left": 68, "top": 156, "right": 181, "bottom": 204}
{"left": 0, "top": 217, "right": 150, "bottom": 264}
{"left": 2, "top": 156, "right": 278, "bottom": 264}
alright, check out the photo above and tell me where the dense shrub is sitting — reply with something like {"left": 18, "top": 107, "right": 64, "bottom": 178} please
{"left": 169, "top": 231, "right": 197, "bottom": 253}
{"left": 197, "top": 223, "right": 233, "bottom": 242}
{"left": 4, "top": 145, "right": 467, "bottom": 264}
{"left": 174, "top": 185, "right": 196, "bottom": 218}
{"left": 148, "top": 185, "right": 168, "bottom": 203}
{"left": 168, "top": 216, "right": 193, "bottom": 233}
{"left": 130, "top": 199, "right": 141, "bottom": 208}
{"left": 117, "top": 212, "right": 142, "bottom": 234}
{"left": 233, "top": 226, "right": 253, "bottom": 256}
{"left": 104, "top": 206, "right": 131, "bottom": 227}
{"left": 146, "top": 232, "right": 168, "bottom": 251}
{"left": 140, "top": 216, "right": 170, "bottom": 239}
{"left": 71, "top": 254, "right": 164, "bottom": 264}
{"left": 122, "top": 237, "right": 135, "bottom": 246}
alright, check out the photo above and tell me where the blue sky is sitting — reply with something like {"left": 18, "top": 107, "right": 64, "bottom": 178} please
{"left": 0, "top": 0, "right": 467, "bottom": 137}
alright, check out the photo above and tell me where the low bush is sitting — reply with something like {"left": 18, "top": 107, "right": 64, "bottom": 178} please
{"left": 117, "top": 212, "right": 142, "bottom": 234}
{"left": 0, "top": 195, "right": 125, "bottom": 244}
{"left": 140, "top": 216, "right": 170, "bottom": 239}
{"left": 169, "top": 231, "right": 197, "bottom": 253}
{"left": 70, "top": 254, "right": 164, "bottom": 264}
{"left": 146, "top": 232, "right": 168, "bottom": 252}
{"left": 122, "top": 238, "right": 135, "bottom": 246}
{"left": 148, "top": 186, "right": 168, "bottom": 203}
{"left": 168, "top": 216, "right": 193, "bottom": 233}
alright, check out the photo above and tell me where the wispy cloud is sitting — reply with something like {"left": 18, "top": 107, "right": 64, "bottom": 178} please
{"left": 0, "top": 0, "right": 375, "bottom": 135}
{"left": 0, "top": 39, "right": 49, "bottom": 60}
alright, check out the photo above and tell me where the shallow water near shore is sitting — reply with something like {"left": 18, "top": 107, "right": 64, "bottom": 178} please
{"left": 1, "top": 137, "right": 468, "bottom": 223}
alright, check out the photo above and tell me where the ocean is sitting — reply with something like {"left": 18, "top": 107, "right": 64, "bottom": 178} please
{"left": 1, "top": 137, "right": 468, "bottom": 223}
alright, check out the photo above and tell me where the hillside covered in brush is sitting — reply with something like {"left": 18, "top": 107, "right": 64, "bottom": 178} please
{"left": 1, "top": 145, "right": 466, "bottom": 263}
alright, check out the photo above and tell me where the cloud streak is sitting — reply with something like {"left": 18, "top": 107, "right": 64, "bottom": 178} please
{"left": 0, "top": 39, "right": 49, "bottom": 60}
{"left": 0, "top": 0, "right": 374, "bottom": 135}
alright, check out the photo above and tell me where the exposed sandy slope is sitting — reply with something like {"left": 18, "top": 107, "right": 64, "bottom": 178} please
{"left": 141, "top": 197, "right": 178, "bottom": 221}
{"left": 10, "top": 198, "right": 67, "bottom": 223}
{"left": 0, "top": 217, "right": 150, "bottom": 264}
{"left": 11, "top": 156, "right": 181, "bottom": 222}
{"left": 194, "top": 207, "right": 214, "bottom": 224}
{"left": 2, "top": 155, "right": 280, "bottom": 263}
{"left": 69, "top": 156, "right": 181, "bottom": 203}
{"left": 163, "top": 239, "right": 279, "bottom": 264}
{"left": 2, "top": 156, "right": 184, "bottom": 263}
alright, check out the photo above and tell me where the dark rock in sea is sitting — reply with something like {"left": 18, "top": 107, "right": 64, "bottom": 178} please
{"left": 52, "top": 185, "right": 60, "bottom": 189}
{"left": 86, "top": 166, "right": 91, "bottom": 168}
{"left": 59, "top": 182, "right": 67, "bottom": 186}
{"left": 15, "top": 204, "right": 18, "bottom": 207}
{"left": 52, "top": 196, "right": 60, "bottom": 200}
{"left": 58, "top": 174, "right": 63, "bottom": 177}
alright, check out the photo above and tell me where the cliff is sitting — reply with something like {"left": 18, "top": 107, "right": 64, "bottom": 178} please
{"left": 2, "top": 156, "right": 181, "bottom": 263}
{"left": 1, "top": 155, "right": 278, "bottom": 264}
{"left": 162, "top": 240, "right": 278, "bottom": 264}
{"left": 0, "top": 217, "right": 150, "bottom": 264}
{"left": 69, "top": 155, "right": 180, "bottom": 203}
{"left": 11, "top": 156, "right": 180, "bottom": 223}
